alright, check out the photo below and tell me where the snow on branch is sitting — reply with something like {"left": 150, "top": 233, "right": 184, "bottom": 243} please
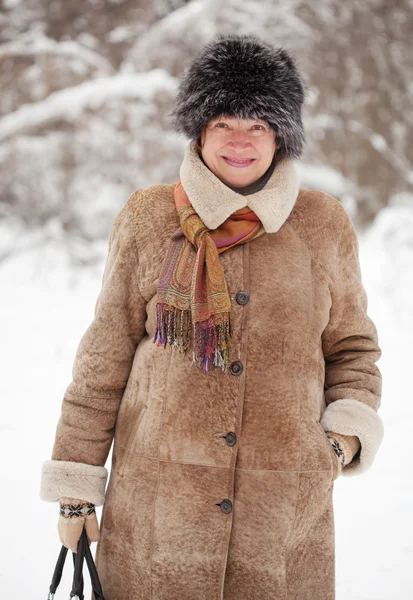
{"left": 0, "top": 70, "right": 178, "bottom": 142}
{"left": 128, "top": 0, "right": 206, "bottom": 53}
{"left": 0, "top": 35, "right": 114, "bottom": 74}
{"left": 309, "top": 114, "right": 413, "bottom": 184}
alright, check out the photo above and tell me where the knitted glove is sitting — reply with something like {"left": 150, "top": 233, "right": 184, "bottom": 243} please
{"left": 58, "top": 497, "right": 100, "bottom": 553}
{"left": 326, "top": 431, "right": 361, "bottom": 471}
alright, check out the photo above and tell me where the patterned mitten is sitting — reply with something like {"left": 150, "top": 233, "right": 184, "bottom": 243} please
{"left": 326, "top": 431, "right": 361, "bottom": 471}
{"left": 58, "top": 497, "right": 100, "bottom": 553}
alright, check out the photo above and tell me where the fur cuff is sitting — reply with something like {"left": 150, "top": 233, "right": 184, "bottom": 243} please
{"left": 320, "top": 399, "right": 384, "bottom": 476}
{"left": 40, "top": 460, "right": 108, "bottom": 506}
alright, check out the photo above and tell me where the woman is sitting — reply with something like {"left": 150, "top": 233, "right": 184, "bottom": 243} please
{"left": 40, "top": 35, "right": 384, "bottom": 599}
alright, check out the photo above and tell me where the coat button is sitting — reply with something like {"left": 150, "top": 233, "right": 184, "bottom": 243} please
{"left": 220, "top": 499, "right": 233, "bottom": 514}
{"left": 235, "top": 291, "right": 249, "bottom": 305}
{"left": 230, "top": 361, "right": 243, "bottom": 376}
{"left": 225, "top": 432, "right": 237, "bottom": 446}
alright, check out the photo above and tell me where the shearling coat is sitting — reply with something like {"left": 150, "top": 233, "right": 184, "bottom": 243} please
{"left": 41, "top": 141, "right": 384, "bottom": 600}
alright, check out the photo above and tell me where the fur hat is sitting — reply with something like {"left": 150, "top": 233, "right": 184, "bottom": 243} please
{"left": 170, "top": 34, "right": 308, "bottom": 160}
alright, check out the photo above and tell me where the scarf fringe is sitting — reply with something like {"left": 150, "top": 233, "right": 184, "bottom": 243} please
{"left": 153, "top": 303, "right": 232, "bottom": 372}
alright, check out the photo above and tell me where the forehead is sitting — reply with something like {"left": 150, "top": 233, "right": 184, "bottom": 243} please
{"left": 209, "top": 115, "right": 268, "bottom": 125}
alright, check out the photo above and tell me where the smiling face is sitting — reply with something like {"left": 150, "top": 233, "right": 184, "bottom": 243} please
{"left": 198, "top": 115, "right": 277, "bottom": 188}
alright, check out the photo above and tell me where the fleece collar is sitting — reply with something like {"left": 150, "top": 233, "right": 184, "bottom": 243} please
{"left": 179, "top": 140, "right": 300, "bottom": 233}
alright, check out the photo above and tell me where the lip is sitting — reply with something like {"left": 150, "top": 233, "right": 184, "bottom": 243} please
{"left": 222, "top": 156, "right": 256, "bottom": 168}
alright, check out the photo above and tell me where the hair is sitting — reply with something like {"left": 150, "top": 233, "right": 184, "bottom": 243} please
{"left": 196, "top": 131, "right": 204, "bottom": 151}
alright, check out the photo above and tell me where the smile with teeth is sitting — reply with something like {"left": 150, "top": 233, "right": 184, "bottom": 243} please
{"left": 222, "top": 156, "right": 256, "bottom": 167}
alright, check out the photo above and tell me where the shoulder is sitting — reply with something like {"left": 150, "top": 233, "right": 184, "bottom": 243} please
{"left": 289, "top": 188, "right": 353, "bottom": 235}
{"left": 287, "top": 188, "right": 358, "bottom": 279}
{"left": 288, "top": 188, "right": 357, "bottom": 249}
{"left": 112, "top": 183, "right": 177, "bottom": 236}
{"left": 116, "top": 183, "right": 176, "bottom": 224}
{"left": 108, "top": 183, "right": 178, "bottom": 256}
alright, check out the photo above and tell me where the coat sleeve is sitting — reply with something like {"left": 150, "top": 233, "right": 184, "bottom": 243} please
{"left": 320, "top": 207, "right": 384, "bottom": 476}
{"left": 40, "top": 193, "right": 148, "bottom": 505}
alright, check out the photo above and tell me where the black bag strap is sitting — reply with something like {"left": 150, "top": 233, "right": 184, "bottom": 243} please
{"left": 48, "top": 527, "right": 104, "bottom": 600}
{"left": 48, "top": 544, "right": 69, "bottom": 595}
{"left": 69, "top": 530, "right": 86, "bottom": 599}
{"left": 47, "top": 541, "right": 85, "bottom": 600}
{"left": 83, "top": 531, "right": 105, "bottom": 599}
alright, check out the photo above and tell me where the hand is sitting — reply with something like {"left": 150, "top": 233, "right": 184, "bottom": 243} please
{"left": 58, "top": 497, "right": 100, "bottom": 553}
{"left": 325, "top": 431, "right": 361, "bottom": 467}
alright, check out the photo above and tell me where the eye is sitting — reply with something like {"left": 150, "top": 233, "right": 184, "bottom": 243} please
{"left": 214, "top": 122, "right": 229, "bottom": 128}
{"left": 251, "top": 124, "right": 265, "bottom": 131}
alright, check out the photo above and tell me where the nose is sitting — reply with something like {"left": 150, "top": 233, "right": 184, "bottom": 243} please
{"left": 226, "top": 128, "right": 251, "bottom": 147}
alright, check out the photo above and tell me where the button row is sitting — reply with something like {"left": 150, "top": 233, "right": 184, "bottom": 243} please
{"left": 218, "top": 290, "right": 247, "bottom": 515}
{"left": 216, "top": 434, "right": 236, "bottom": 513}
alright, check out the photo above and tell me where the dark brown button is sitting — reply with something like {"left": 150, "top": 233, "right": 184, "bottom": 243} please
{"left": 230, "top": 361, "right": 243, "bottom": 376}
{"left": 225, "top": 432, "right": 237, "bottom": 446}
{"left": 235, "top": 291, "right": 250, "bottom": 305}
{"left": 220, "top": 499, "right": 233, "bottom": 514}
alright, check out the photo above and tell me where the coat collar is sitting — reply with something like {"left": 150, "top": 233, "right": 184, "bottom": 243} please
{"left": 179, "top": 140, "right": 301, "bottom": 233}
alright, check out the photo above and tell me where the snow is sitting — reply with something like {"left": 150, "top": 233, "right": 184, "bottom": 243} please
{"left": 0, "top": 34, "right": 114, "bottom": 74}
{"left": 296, "top": 162, "right": 353, "bottom": 199}
{"left": 0, "top": 202, "right": 412, "bottom": 598}
{"left": 0, "top": 70, "right": 178, "bottom": 142}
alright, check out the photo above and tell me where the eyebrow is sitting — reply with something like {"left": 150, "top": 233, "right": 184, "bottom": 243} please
{"left": 212, "top": 117, "right": 268, "bottom": 125}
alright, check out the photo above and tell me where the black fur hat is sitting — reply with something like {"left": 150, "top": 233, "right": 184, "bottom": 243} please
{"left": 170, "top": 34, "right": 307, "bottom": 160}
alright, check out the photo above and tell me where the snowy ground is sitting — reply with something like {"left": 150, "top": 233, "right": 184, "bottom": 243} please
{"left": 1, "top": 204, "right": 412, "bottom": 599}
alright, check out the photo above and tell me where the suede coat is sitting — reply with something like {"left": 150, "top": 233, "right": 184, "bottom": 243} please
{"left": 41, "top": 141, "right": 384, "bottom": 600}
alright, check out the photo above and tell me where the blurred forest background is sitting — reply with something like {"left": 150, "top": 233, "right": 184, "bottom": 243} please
{"left": 0, "top": 0, "right": 412, "bottom": 266}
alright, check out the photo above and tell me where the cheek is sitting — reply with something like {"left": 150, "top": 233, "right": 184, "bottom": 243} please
{"left": 204, "top": 141, "right": 223, "bottom": 163}
{"left": 260, "top": 140, "right": 276, "bottom": 163}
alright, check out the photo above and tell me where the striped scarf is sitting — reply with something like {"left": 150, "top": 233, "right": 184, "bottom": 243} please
{"left": 153, "top": 179, "right": 266, "bottom": 372}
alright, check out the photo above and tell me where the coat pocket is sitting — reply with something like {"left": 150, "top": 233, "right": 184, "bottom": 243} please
{"left": 116, "top": 404, "right": 148, "bottom": 477}
{"left": 315, "top": 420, "right": 341, "bottom": 482}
